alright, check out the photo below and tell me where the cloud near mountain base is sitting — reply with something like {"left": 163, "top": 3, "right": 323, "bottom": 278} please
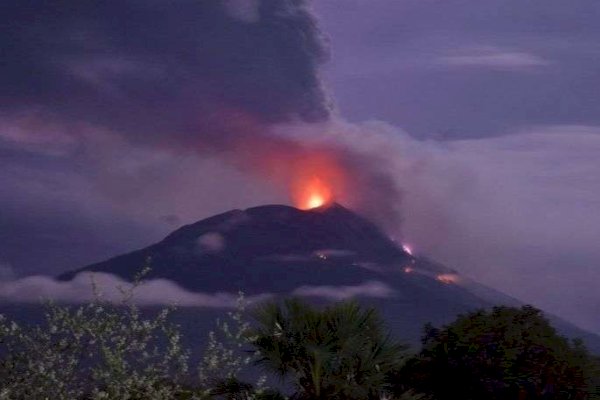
{"left": 0, "top": 273, "right": 395, "bottom": 307}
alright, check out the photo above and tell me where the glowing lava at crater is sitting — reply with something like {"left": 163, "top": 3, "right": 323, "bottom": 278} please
{"left": 296, "top": 177, "right": 333, "bottom": 210}
{"left": 289, "top": 150, "right": 348, "bottom": 211}
{"left": 307, "top": 193, "right": 326, "bottom": 209}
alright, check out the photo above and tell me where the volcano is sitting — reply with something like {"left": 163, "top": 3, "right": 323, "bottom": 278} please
{"left": 59, "top": 203, "right": 416, "bottom": 293}
{"left": 57, "top": 203, "right": 600, "bottom": 352}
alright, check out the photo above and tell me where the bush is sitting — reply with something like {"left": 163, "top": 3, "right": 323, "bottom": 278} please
{"left": 0, "top": 275, "right": 191, "bottom": 399}
{"left": 249, "top": 298, "right": 408, "bottom": 400}
{"left": 398, "top": 306, "right": 597, "bottom": 400}
{"left": 0, "top": 274, "right": 273, "bottom": 400}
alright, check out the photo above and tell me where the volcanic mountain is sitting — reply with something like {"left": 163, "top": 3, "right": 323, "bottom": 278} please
{"left": 58, "top": 203, "right": 600, "bottom": 352}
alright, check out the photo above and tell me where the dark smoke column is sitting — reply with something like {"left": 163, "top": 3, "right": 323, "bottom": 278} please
{"left": 1, "top": 0, "right": 332, "bottom": 146}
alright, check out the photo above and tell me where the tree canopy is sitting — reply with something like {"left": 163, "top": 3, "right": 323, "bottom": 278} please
{"left": 399, "top": 305, "right": 597, "bottom": 400}
{"left": 249, "top": 299, "right": 407, "bottom": 400}
{"left": 1, "top": 288, "right": 598, "bottom": 400}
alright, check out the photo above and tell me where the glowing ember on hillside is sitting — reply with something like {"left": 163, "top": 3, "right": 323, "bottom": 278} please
{"left": 437, "top": 274, "right": 459, "bottom": 284}
{"left": 402, "top": 244, "right": 413, "bottom": 255}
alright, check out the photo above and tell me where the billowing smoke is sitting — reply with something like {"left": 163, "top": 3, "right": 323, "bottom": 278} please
{"left": 2, "top": 0, "right": 330, "bottom": 133}
{"left": 1, "top": 0, "right": 403, "bottom": 235}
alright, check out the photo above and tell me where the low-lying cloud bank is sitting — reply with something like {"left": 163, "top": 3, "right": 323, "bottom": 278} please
{"left": 0, "top": 273, "right": 394, "bottom": 306}
{"left": 0, "top": 273, "right": 269, "bottom": 307}
{"left": 291, "top": 280, "right": 395, "bottom": 300}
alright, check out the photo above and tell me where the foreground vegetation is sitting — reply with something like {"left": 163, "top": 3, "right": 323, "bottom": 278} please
{"left": 0, "top": 281, "right": 598, "bottom": 399}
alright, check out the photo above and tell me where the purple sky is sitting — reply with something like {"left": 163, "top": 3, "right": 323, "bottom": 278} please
{"left": 1, "top": 1, "right": 600, "bottom": 333}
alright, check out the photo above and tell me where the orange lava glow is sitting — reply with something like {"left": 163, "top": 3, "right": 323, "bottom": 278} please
{"left": 298, "top": 177, "right": 332, "bottom": 210}
{"left": 307, "top": 194, "right": 325, "bottom": 209}
{"left": 290, "top": 151, "right": 346, "bottom": 210}
{"left": 436, "top": 274, "right": 459, "bottom": 284}
{"left": 403, "top": 266, "right": 414, "bottom": 274}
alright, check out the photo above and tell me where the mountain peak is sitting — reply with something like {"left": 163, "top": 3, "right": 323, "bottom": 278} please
{"left": 244, "top": 201, "right": 347, "bottom": 215}
{"left": 58, "top": 202, "right": 410, "bottom": 289}
{"left": 306, "top": 201, "right": 350, "bottom": 213}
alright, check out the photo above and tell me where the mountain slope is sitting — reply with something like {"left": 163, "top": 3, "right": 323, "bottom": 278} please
{"left": 58, "top": 203, "right": 600, "bottom": 353}
{"left": 59, "top": 203, "right": 412, "bottom": 293}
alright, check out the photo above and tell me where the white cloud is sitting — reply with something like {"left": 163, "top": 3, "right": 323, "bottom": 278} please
{"left": 0, "top": 111, "right": 95, "bottom": 156}
{"left": 0, "top": 273, "right": 396, "bottom": 306}
{"left": 0, "top": 272, "right": 272, "bottom": 307}
{"left": 292, "top": 281, "right": 396, "bottom": 300}
{"left": 398, "top": 125, "right": 600, "bottom": 332}
{"left": 437, "top": 46, "right": 550, "bottom": 70}
{"left": 197, "top": 232, "right": 226, "bottom": 253}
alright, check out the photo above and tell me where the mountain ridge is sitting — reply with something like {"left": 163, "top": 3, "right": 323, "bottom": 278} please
{"left": 56, "top": 203, "right": 600, "bottom": 353}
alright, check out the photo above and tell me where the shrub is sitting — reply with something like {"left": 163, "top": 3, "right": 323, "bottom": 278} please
{"left": 399, "top": 306, "right": 597, "bottom": 400}
{"left": 0, "top": 273, "right": 191, "bottom": 399}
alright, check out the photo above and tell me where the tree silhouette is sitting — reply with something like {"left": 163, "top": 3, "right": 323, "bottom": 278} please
{"left": 249, "top": 298, "right": 406, "bottom": 399}
{"left": 399, "top": 306, "right": 596, "bottom": 400}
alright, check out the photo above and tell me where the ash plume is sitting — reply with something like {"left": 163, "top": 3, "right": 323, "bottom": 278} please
{"left": 2, "top": 0, "right": 331, "bottom": 143}
{"left": 1, "top": 0, "right": 405, "bottom": 233}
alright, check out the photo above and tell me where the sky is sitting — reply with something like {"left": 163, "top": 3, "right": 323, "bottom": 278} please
{"left": 1, "top": 1, "right": 600, "bottom": 333}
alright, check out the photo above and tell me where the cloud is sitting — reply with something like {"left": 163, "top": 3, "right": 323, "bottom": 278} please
{"left": 197, "top": 232, "right": 226, "bottom": 253}
{"left": 395, "top": 125, "right": 600, "bottom": 333}
{"left": 0, "top": 272, "right": 272, "bottom": 307}
{"left": 0, "top": 111, "right": 96, "bottom": 156}
{"left": 0, "top": 273, "right": 395, "bottom": 306}
{"left": 437, "top": 46, "right": 550, "bottom": 70}
{"left": 292, "top": 280, "right": 396, "bottom": 300}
